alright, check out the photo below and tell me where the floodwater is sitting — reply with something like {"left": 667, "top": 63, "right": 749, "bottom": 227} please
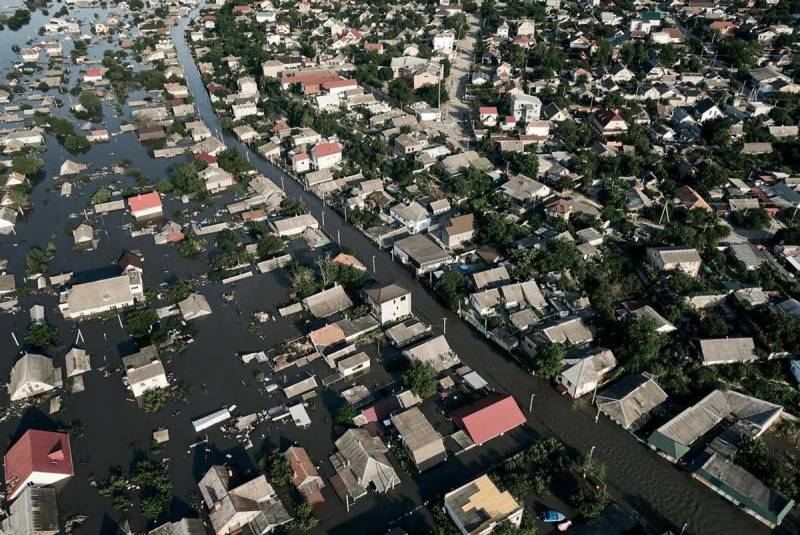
{"left": 0, "top": 3, "right": 794, "bottom": 535}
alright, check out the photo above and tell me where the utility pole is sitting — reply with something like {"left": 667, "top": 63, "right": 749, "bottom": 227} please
{"left": 529, "top": 393, "right": 535, "bottom": 413}
{"left": 679, "top": 522, "right": 688, "bottom": 535}
{"left": 372, "top": 255, "right": 376, "bottom": 274}
{"left": 337, "top": 228, "right": 341, "bottom": 244}
{"left": 583, "top": 445, "right": 596, "bottom": 479}
{"left": 442, "top": 317, "right": 447, "bottom": 335}
{"left": 438, "top": 62, "right": 444, "bottom": 122}
{"left": 321, "top": 210, "right": 325, "bottom": 227}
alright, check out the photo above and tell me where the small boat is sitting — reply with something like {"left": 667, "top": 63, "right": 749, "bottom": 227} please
{"left": 541, "top": 510, "right": 566, "bottom": 523}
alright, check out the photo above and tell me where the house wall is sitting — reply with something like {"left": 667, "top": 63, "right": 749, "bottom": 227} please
{"left": 61, "top": 298, "right": 136, "bottom": 320}
{"left": 133, "top": 206, "right": 163, "bottom": 220}
{"left": 8, "top": 471, "right": 70, "bottom": 500}
{"left": 377, "top": 295, "right": 411, "bottom": 325}
{"left": 11, "top": 380, "right": 55, "bottom": 401}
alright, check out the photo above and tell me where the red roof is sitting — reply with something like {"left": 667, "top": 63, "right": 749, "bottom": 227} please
{"left": 128, "top": 191, "right": 162, "bottom": 213}
{"left": 452, "top": 392, "right": 526, "bottom": 445}
{"left": 479, "top": 107, "right": 498, "bottom": 115}
{"left": 280, "top": 71, "right": 340, "bottom": 87}
{"left": 4, "top": 430, "right": 73, "bottom": 500}
{"left": 312, "top": 142, "right": 342, "bottom": 159}
{"left": 285, "top": 446, "right": 320, "bottom": 488}
{"left": 322, "top": 79, "right": 357, "bottom": 90}
{"left": 85, "top": 68, "right": 104, "bottom": 77}
{"left": 194, "top": 152, "right": 218, "bottom": 165}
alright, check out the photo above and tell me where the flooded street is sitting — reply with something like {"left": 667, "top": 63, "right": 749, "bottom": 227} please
{"left": 0, "top": 4, "right": 795, "bottom": 535}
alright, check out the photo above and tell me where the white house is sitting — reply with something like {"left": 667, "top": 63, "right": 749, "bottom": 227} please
{"left": 510, "top": 93, "right": 542, "bottom": 123}
{"left": 122, "top": 346, "right": 169, "bottom": 398}
{"left": 556, "top": 349, "right": 617, "bottom": 398}
{"left": 310, "top": 141, "right": 343, "bottom": 170}
{"left": 198, "top": 167, "right": 236, "bottom": 192}
{"left": 237, "top": 76, "right": 258, "bottom": 98}
{"left": 337, "top": 352, "right": 370, "bottom": 377}
{"left": 433, "top": 30, "right": 456, "bottom": 55}
{"left": 364, "top": 283, "right": 412, "bottom": 325}
{"left": 59, "top": 275, "right": 138, "bottom": 319}
{"left": 390, "top": 201, "right": 431, "bottom": 233}
{"left": 292, "top": 152, "right": 311, "bottom": 174}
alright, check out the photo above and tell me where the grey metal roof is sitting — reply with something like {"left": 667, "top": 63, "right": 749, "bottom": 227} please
{"left": 653, "top": 390, "right": 782, "bottom": 449}
{"left": 390, "top": 407, "right": 444, "bottom": 462}
{"left": 597, "top": 374, "right": 668, "bottom": 430}
{"left": 302, "top": 285, "right": 354, "bottom": 318}
{"left": 699, "top": 338, "right": 756, "bottom": 365}
{"left": 332, "top": 429, "right": 399, "bottom": 493}
{"left": 697, "top": 450, "right": 793, "bottom": 517}
{"left": 472, "top": 266, "right": 510, "bottom": 290}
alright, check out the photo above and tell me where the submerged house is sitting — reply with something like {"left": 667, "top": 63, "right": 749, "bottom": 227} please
{"left": 648, "top": 390, "right": 783, "bottom": 462}
{"left": 9, "top": 354, "right": 60, "bottom": 402}
{"left": 444, "top": 474, "right": 523, "bottom": 535}
{"left": 329, "top": 429, "right": 399, "bottom": 502}
{"left": 198, "top": 466, "right": 292, "bottom": 535}
{"left": 390, "top": 407, "right": 447, "bottom": 471}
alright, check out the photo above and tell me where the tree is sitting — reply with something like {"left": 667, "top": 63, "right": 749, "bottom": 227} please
{"left": 290, "top": 262, "right": 320, "bottom": 298}
{"left": 25, "top": 247, "right": 49, "bottom": 275}
{"left": 531, "top": 342, "right": 564, "bottom": 379}
{"left": 5, "top": 9, "right": 31, "bottom": 31}
{"left": 293, "top": 500, "right": 319, "bottom": 532}
{"left": 402, "top": 361, "right": 438, "bottom": 399}
{"left": 734, "top": 436, "right": 798, "bottom": 500}
{"left": 257, "top": 234, "right": 284, "bottom": 259}
{"left": 335, "top": 402, "right": 358, "bottom": 426}
{"left": 435, "top": 272, "right": 466, "bottom": 311}
{"left": 257, "top": 449, "right": 293, "bottom": 487}
{"left": 700, "top": 313, "right": 728, "bottom": 338}
{"left": 131, "top": 460, "right": 173, "bottom": 520}
{"left": 571, "top": 483, "right": 608, "bottom": 519}
{"left": 65, "top": 135, "right": 91, "bottom": 153}
{"left": 125, "top": 309, "right": 160, "bottom": 340}
{"left": 99, "top": 471, "right": 130, "bottom": 512}
{"left": 280, "top": 198, "right": 307, "bottom": 217}
{"left": 177, "top": 232, "right": 206, "bottom": 257}
{"left": 217, "top": 148, "right": 253, "bottom": 178}
{"left": 142, "top": 388, "right": 171, "bottom": 412}
{"left": 24, "top": 323, "right": 59, "bottom": 349}
{"left": 216, "top": 228, "right": 241, "bottom": 251}
{"left": 493, "top": 519, "right": 537, "bottom": 535}
{"left": 701, "top": 117, "right": 732, "bottom": 147}
{"left": 77, "top": 91, "right": 103, "bottom": 121}
{"left": 91, "top": 187, "right": 111, "bottom": 204}
{"left": 615, "top": 316, "right": 664, "bottom": 372}
{"left": 11, "top": 154, "right": 43, "bottom": 175}
{"left": 388, "top": 79, "right": 414, "bottom": 106}
{"left": 167, "top": 279, "right": 191, "bottom": 303}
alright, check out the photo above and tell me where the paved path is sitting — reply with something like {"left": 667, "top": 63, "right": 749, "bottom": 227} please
{"left": 171, "top": 10, "right": 799, "bottom": 535}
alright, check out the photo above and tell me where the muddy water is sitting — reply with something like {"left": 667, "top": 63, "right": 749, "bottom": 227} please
{"left": 0, "top": 4, "right": 792, "bottom": 535}
{"left": 171, "top": 5, "right": 796, "bottom": 534}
